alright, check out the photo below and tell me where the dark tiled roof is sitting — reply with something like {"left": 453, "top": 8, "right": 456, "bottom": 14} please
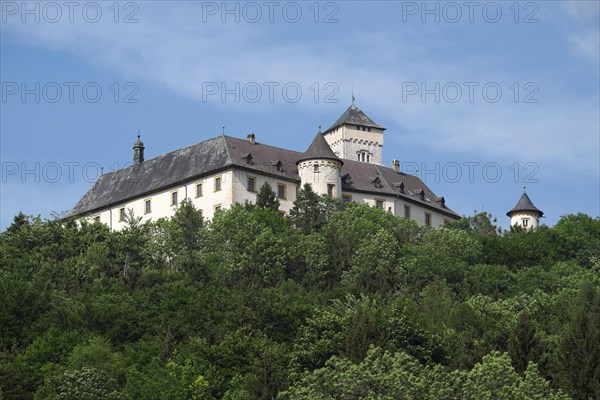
{"left": 66, "top": 136, "right": 232, "bottom": 216}
{"left": 68, "top": 134, "right": 458, "bottom": 219}
{"left": 338, "top": 161, "right": 460, "bottom": 218}
{"left": 325, "top": 103, "right": 385, "bottom": 132}
{"left": 506, "top": 192, "right": 543, "bottom": 217}
{"left": 297, "top": 132, "right": 342, "bottom": 164}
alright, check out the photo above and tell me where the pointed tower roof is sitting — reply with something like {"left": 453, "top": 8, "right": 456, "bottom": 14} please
{"left": 325, "top": 103, "right": 385, "bottom": 132}
{"left": 297, "top": 131, "right": 343, "bottom": 164}
{"left": 507, "top": 192, "right": 543, "bottom": 217}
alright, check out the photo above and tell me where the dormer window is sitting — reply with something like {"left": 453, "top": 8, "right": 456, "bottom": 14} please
{"left": 419, "top": 190, "right": 425, "bottom": 201}
{"left": 273, "top": 160, "right": 284, "bottom": 172}
{"left": 242, "top": 153, "right": 253, "bottom": 165}
{"left": 372, "top": 177, "right": 383, "bottom": 189}
{"left": 436, "top": 197, "right": 446, "bottom": 208}
{"left": 342, "top": 173, "right": 352, "bottom": 185}
{"left": 399, "top": 182, "right": 405, "bottom": 193}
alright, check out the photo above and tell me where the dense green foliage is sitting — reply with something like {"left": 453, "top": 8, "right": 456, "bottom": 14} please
{"left": 1, "top": 198, "right": 599, "bottom": 399}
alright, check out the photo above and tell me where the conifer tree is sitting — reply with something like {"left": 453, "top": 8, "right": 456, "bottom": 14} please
{"left": 256, "top": 182, "right": 280, "bottom": 211}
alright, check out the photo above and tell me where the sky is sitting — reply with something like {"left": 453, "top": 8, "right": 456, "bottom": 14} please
{"left": 1, "top": 0, "right": 599, "bottom": 231}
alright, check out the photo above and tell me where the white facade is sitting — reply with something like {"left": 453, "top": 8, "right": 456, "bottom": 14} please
{"left": 84, "top": 168, "right": 298, "bottom": 229}
{"left": 324, "top": 125, "right": 384, "bottom": 165}
{"left": 297, "top": 159, "right": 343, "bottom": 198}
{"left": 340, "top": 191, "right": 451, "bottom": 228}
{"left": 509, "top": 212, "right": 541, "bottom": 230}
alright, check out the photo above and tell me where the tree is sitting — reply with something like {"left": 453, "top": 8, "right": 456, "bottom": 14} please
{"left": 255, "top": 182, "right": 280, "bottom": 211}
{"left": 448, "top": 211, "right": 502, "bottom": 236}
{"left": 35, "top": 367, "right": 124, "bottom": 400}
{"left": 289, "top": 184, "right": 327, "bottom": 233}
{"left": 508, "top": 311, "right": 541, "bottom": 373}
{"left": 557, "top": 284, "right": 600, "bottom": 399}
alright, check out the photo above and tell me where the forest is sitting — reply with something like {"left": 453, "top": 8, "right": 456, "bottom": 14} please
{"left": 1, "top": 183, "right": 599, "bottom": 399}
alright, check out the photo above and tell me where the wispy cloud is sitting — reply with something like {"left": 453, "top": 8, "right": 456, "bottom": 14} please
{"left": 2, "top": 1, "right": 598, "bottom": 178}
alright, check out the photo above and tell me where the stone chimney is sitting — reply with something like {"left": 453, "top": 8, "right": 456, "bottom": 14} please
{"left": 247, "top": 133, "right": 256, "bottom": 144}
{"left": 392, "top": 159, "right": 400, "bottom": 173}
{"left": 133, "top": 134, "right": 145, "bottom": 165}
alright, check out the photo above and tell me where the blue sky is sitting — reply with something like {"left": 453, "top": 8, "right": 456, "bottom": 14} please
{"left": 1, "top": 0, "right": 598, "bottom": 230}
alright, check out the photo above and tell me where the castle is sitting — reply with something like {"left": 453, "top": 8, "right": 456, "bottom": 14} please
{"left": 67, "top": 103, "right": 464, "bottom": 230}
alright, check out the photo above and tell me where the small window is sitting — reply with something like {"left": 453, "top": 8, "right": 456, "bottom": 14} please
{"left": 425, "top": 212, "right": 432, "bottom": 227}
{"left": 196, "top": 183, "right": 203, "bottom": 197}
{"left": 366, "top": 154, "right": 370, "bottom": 163}
{"left": 313, "top": 164, "right": 320, "bottom": 173}
{"left": 375, "top": 199, "right": 384, "bottom": 209}
{"left": 277, "top": 211, "right": 286, "bottom": 218}
{"left": 93, "top": 215, "right": 100, "bottom": 223}
{"left": 277, "top": 183, "right": 286, "bottom": 199}
{"left": 368, "top": 127, "right": 371, "bottom": 132}
{"left": 214, "top": 204, "right": 222, "bottom": 212}
{"left": 119, "top": 207, "right": 126, "bottom": 222}
{"left": 214, "top": 176, "right": 222, "bottom": 192}
{"left": 327, "top": 184, "right": 335, "bottom": 198}
{"left": 404, "top": 205, "right": 411, "bottom": 220}
{"left": 247, "top": 176, "right": 256, "bottom": 192}
{"left": 342, "top": 194, "right": 352, "bottom": 203}
{"left": 522, "top": 218, "right": 529, "bottom": 227}
{"left": 444, "top": 219, "right": 451, "bottom": 225}
{"left": 171, "top": 191, "right": 178, "bottom": 206}
{"left": 145, "top": 199, "right": 152, "bottom": 214}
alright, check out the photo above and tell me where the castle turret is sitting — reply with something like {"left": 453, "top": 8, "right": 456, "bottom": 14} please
{"left": 133, "top": 134, "right": 145, "bottom": 165}
{"left": 507, "top": 190, "right": 543, "bottom": 229}
{"left": 322, "top": 101, "right": 385, "bottom": 164}
{"left": 297, "top": 131, "right": 343, "bottom": 198}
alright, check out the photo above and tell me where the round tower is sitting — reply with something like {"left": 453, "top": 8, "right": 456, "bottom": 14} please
{"left": 507, "top": 189, "right": 543, "bottom": 230}
{"left": 297, "top": 131, "right": 343, "bottom": 198}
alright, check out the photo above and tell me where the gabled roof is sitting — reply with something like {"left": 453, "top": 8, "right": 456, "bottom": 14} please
{"left": 325, "top": 103, "right": 385, "bottom": 132}
{"left": 296, "top": 132, "right": 342, "bottom": 164}
{"left": 506, "top": 192, "right": 543, "bottom": 217}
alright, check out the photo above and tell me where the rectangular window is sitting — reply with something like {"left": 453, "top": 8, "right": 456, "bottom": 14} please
{"left": 523, "top": 218, "right": 529, "bottom": 227}
{"left": 145, "top": 199, "right": 152, "bottom": 214}
{"left": 277, "top": 183, "right": 286, "bottom": 199}
{"left": 327, "top": 184, "right": 335, "bottom": 198}
{"left": 342, "top": 194, "right": 352, "bottom": 203}
{"left": 214, "top": 204, "right": 222, "bottom": 212}
{"left": 375, "top": 199, "right": 384, "bottom": 209}
{"left": 278, "top": 211, "right": 286, "bottom": 218}
{"left": 196, "top": 183, "right": 203, "bottom": 197}
{"left": 171, "top": 191, "right": 178, "bottom": 206}
{"left": 404, "top": 205, "right": 411, "bottom": 220}
{"left": 214, "top": 176, "right": 221, "bottom": 192}
{"left": 93, "top": 215, "right": 100, "bottom": 223}
{"left": 119, "top": 207, "right": 126, "bottom": 222}
{"left": 314, "top": 164, "right": 320, "bottom": 173}
{"left": 444, "top": 219, "right": 451, "bottom": 225}
{"left": 247, "top": 176, "right": 256, "bottom": 192}
{"left": 425, "top": 212, "right": 432, "bottom": 227}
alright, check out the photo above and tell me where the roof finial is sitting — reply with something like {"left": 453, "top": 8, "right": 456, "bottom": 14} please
{"left": 318, "top": 125, "right": 322, "bottom": 133}
{"left": 137, "top": 130, "right": 141, "bottom": 140}
{"left": 222, "top": 126, "right": 225, "bottom": 135}
{"left": 351, "top": 84, "right": 355, "bottom": 105}
{"left": 523, "top": 186, "right": 527, "bottom": 193}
